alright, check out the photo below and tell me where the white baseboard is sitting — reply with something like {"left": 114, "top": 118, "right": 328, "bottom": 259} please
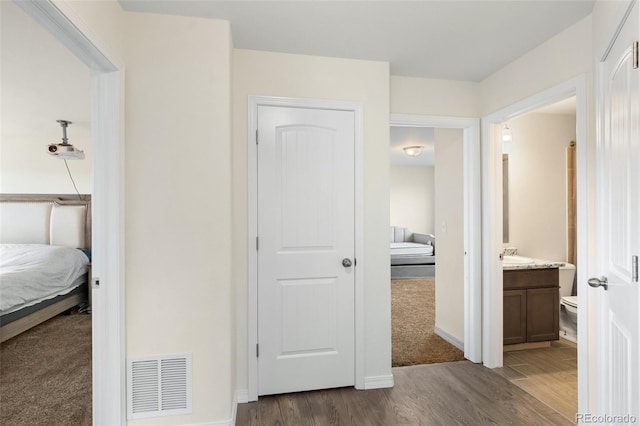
{"left": 434, "top": 325, "right": 464, "bottom": 351}
{"left": 235, "top": 389, "right": 249, "bottom": 404}
{"left": 363, "top": 374, "right": 394, "bottom": 389}
{"left": 187, "top": 389, "right": 244, "bottom": 426}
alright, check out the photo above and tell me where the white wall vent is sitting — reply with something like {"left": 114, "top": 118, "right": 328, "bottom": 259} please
{"left": 127, "top": 353, "right": 192, "bottom": 419}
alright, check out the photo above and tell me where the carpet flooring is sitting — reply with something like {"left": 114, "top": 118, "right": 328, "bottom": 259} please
{"left": 392, "top": 278, "right": 465, "bottom": 366}
{"left": 0, "top": 312, "right": 92, "bottom": 425}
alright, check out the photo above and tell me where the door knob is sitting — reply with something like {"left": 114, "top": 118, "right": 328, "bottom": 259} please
{"left": 342, "top": 258, "right": 353, "bottom": 268}
{"left": 588, "top": 276, "right": 608, "bottom": 290}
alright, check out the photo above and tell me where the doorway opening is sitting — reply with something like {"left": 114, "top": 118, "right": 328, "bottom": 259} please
{"left": 389, "top": 114, "right": 482, "bottom": 365}
{"left": 389, "top": 125, "right": 465, "bottom": 367}
{"left": 496, "top": 96, "right": 578, "bottom": 421}
{"left": 482, "top": 75, "right": 588, "bottom": 414}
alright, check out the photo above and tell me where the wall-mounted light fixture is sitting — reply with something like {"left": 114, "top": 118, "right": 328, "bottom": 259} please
{"left": 501, "top": 124, "right": 513, "bottom": 142}
{"left": 403, "top": 145, "right": 423, "bottom": 157}
{"left": 48, "top": 120, "right": 85, "bottom": 160}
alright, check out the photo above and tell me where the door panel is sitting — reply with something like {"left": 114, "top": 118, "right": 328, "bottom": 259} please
{"left": 257, "top": 105, "right": 355, "bottom": 396}
{"left": 599, "top": 2, "right": 639, "bottom": 418}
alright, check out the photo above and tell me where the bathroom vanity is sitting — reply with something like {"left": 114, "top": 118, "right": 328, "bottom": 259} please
{"left": 503, "top": 267, "right": 559, "bottom": 345}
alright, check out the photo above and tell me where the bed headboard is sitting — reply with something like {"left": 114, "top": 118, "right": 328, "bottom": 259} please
{"left": 0, "top": 194, "right": 91, "bottom": 249}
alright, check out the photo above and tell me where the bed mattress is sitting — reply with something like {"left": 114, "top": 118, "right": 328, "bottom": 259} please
{"left": 390, "top": 242, "right": 435, "bottom": 265}
{"left": 0, "top": 244, "right": 89, "bottom": 316}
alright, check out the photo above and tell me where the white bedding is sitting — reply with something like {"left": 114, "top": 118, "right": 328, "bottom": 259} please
{"left": 0, "top": 244, "right": 89, "bottom": 315}
{"left": 390, "top": 242, "right": 434, "bottom": 256}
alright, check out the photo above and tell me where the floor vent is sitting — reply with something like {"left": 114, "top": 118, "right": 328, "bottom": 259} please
{"left": 127, "top": 353, "right": 192, "bottom": 419}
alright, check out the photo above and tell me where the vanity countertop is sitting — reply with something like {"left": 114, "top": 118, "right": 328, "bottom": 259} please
{"left": 502, "top": 255, "right": 565, "bottom": 270}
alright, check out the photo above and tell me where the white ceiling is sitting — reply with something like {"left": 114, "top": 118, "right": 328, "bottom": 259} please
{"left": 532, "top": 96, "right": 577, "bottom": 115}
{"left": 120, "top": 0, "right": 595, "bottom": 82}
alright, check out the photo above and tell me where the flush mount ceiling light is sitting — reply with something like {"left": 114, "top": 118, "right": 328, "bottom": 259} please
{"left": 403, "top": 145, "right": 423, "bottom": 157}
{"left": 47, "top": 120, "right": 85, "bottom": 160}
{"left": 502, "top": 124, "right": 513, "bottom": 142}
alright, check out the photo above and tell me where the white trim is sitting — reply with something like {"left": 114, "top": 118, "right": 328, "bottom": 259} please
{"left": 434, "top": 325, "right": 464, "bottom": 351}
{"left": 247, "top": 96, "right": 365, "bottom": 400}
{"left": 17, "top": 1, "right": 127, "bottom": 424}
{"left": 481, "top": 76, "right": 589, "bottom": 413}
{"left": 390, "top": 114, "right": 482, "bottom": 363}
{"left": 363, "top": 375, "right": 395, "bottom": 390}
{"left": 235, "top": 389, "right": 249, "bottom": 404}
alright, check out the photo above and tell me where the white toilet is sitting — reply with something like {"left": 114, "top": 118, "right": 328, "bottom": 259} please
{"left": 559, "top": 263, "right": 578, "bottom": 342}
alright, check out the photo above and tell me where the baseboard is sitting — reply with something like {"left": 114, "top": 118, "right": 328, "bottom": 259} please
{"left": 434, "top": 325, "right": 464, "bottom": 351}
{"left": 187, "top": 389, "right": 244, "bottom": 426}
{"left": 363, "top": 374, "right": 394, "bottom": 390}
{"left": 235, "top": 389, "right": 249, "bottom": 404}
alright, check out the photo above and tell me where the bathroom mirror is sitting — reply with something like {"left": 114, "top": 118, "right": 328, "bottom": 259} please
{"left": 503, "top": 154, "right": 509, "bottom": 243}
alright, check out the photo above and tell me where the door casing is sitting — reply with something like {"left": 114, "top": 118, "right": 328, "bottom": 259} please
{"left": 482, "top": 75, "right": 589, "bottom": 412}
{"left": 16, "top": 1, "right": 126, "bottom": 424}
{"left": 247, "top": 96, "right": 364, "bottom": 401}
{"left": 390, "top": 114, "right": 482, "bottom": 363}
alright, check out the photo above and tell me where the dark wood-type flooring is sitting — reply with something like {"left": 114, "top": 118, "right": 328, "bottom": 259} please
{"left": 237, "top": 360, "right": 573, "bottom": 425}
{"left": 496, "top": 340, "right": 578, "bottom": 423}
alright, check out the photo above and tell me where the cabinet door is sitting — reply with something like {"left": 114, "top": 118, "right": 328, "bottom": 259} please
{"left": 504, "top": 289, "right": 527, "bottom": 345}
{"left": 526, "top": 287, "right": 559, "bottom": 342}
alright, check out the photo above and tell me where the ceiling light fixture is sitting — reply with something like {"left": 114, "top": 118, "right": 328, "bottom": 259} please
{"left": 502, "top": 124, "right": 513, "bottom": 143}
{"left": 403, "top": 145, "right": 423, "bottom": 157}
{"left": 48, "top": 120, "right": 85, "bottom": 160}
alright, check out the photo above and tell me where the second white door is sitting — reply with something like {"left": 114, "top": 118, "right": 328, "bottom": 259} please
{"left": 257, "top": 105, "right": 355, "bottom": 396}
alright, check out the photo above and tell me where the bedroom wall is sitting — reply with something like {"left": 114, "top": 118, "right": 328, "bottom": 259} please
{"left": 233, "top": 49, "right": 391, "bottom": 392}
{"left": 0, "top": 1, "right": 92, "bottom": 194}
{"left": 123, "top": 12, "right": 234, "bottom": 426}
{"left": 390, "top": 166, "right": 435, "bottom": 235}
{"left": 433, "top": 129, "right": 465, "bottom": 343}
{"left": 503, "top": 112, "right": 576, "bottom": 263}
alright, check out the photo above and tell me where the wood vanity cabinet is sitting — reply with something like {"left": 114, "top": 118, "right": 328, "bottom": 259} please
{"left": 503, "top": 268, "right": 559, "bottom": 345}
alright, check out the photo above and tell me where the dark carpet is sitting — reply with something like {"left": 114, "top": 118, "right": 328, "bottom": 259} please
{"left": 392, "top": 278, "right": 466, "bottom": 366}
{"left": 0, "top": 312, "right": 92, "bottom": 425}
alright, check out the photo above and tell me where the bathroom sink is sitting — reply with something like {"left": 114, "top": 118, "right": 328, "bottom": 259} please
{"left": 503, "top": 255, "right": 535, "bottom": 264}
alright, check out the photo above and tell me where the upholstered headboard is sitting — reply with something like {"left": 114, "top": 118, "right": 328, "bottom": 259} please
{"left": 0, "top": 194, "right": 91, "bottom": 249}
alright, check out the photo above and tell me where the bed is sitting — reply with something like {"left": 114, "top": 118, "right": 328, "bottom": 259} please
{"left": 390, "top": 226, "right": 436, "bottom": 279}
{"left": 0, "top": 194, "right": 91, "bottom": 343}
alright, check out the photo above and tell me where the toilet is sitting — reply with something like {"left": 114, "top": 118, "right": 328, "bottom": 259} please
{"left": 558, "top": 263, "right": 578, "bottom": 342}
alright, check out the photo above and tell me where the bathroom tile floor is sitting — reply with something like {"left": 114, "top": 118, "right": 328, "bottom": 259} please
{"left": 495, "top": 339, "right": 578, "bottom": 423}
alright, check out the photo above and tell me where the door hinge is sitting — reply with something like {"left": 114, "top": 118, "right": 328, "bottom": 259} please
{"left": 633, "top": 255, "right": 638, "bottom": 283}
{"left": 256, "top": 129, "right": 259, "bottom": 144}
{"left": 256, "top": 236, "right": 259, "bottom": 251}
{"left": 634, "top": 41, "right": 639, "bottom": 69}
{"left": 354, "top": 258, "right": 357, "bottom": 266}
{"left": 256, "top": 343, "right": 259, "bottom": 358}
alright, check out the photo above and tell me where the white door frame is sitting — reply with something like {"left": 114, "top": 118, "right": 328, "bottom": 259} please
{"left": 481, "top": 76, "right": 589, "bottom": 412}
{"left": 16, "top": 1, "right": 127, "bottom": 424}
{"left": 247, "top": 96, "right": 364, "bottom": 401}
{"left": 390, "top": 114, "right": 482, "bottom": 362}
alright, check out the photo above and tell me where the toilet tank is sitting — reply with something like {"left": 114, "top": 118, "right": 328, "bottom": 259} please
{"left": 559, "top": 263, "right": 576, "bottom": 298}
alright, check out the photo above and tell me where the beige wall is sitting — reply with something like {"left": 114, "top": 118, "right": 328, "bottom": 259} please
{"left": 480, "top": 16, "right": 593, "bottom": 116}
{"left": 391, "top": 76, "right": 481, "bottom": 118}
{"left": 504, "top": 113, "right": 576, "bottom": 263}
{"left": 123, "top": 12, "right": 234, "bottom": 425}
{"left": 0, "top": 1, "right": 92, "bottom": 194}
{"left": 390, "top": 166, "right": 435, "bottom": 235}
{"left": 433, "top": 129, "right": 465, "bottom": 342}
{"left": 233, "top": 49, "right": 391, "bottom": 391}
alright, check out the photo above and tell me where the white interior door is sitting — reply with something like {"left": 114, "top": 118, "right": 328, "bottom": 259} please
{"left": 257, "top": 105, "right": 355, "bottom": 396}
{"left": 596, "top": 2, "right": 640, "bottom": 418}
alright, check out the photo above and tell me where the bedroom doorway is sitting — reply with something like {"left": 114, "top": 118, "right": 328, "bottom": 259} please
{"left": 11, "top": 1, "right": 126, "bottom": 424}
{"left": 389, "top": 115, "right": 481, "bottom": 365}
{"left": 389, "top": 126, "right": 465, "bottom": 367}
